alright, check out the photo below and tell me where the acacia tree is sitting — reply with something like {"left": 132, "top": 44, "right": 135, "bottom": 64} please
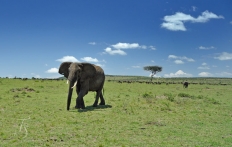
{"left": 143, "top": 66, "right": 162, "bottom": 81}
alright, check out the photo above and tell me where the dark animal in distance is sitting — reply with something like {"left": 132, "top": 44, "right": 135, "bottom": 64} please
{"left": 183, "top": 82, "right": 188, "bottom": 88}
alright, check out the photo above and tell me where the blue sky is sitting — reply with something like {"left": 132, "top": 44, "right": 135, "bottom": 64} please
{"left": 1, "top": 0, "right": 232, "bottom": 78}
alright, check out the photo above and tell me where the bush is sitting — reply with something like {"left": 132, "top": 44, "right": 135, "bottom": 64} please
{"left": 164, "top": 93, "right": 175, "bottom": 102}
{"left": 142, "top": 92, "right": 153, "bottom": 98}
{"left": 197, "top": 95, "right": 204, "bottom": 99}
{"left": 178, "top": 93, "right": 191, "bottom": 97}
{"left": 178, "top": 93, "right": 196, "bottom": 99}
{"left": 206, "top": 98, "right": 220, "bottom": 105}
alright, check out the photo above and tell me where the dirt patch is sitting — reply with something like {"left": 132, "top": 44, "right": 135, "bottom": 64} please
{"left": 155, "top": 95, "right": 167, "bottom": 99}
{"left": 10, "top": 87, "right": 35, "bottom": 92}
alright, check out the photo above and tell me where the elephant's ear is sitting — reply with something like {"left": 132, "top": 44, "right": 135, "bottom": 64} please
{"left": 80, "top": 63, "right": 96, "bottom": 79}
{"left": 59, "top": 62, "right": 72, "bottom": 78}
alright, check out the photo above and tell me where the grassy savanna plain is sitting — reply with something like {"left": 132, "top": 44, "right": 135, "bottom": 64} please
{"left": 0, "top": 77, "right": 232, "bottom": 146}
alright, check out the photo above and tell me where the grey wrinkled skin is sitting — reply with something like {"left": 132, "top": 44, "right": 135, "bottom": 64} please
{"left": 59, "top": 62, "right": 105, "bottom": 110}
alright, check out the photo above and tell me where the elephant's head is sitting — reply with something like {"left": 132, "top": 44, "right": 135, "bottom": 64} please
{"left": 58, "top": 62, "right": 96, "bottom": 110}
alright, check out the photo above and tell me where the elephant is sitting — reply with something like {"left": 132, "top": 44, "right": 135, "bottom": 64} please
{"left": 183, "top": 81, "right": 188, "bottom": 88}
{"left": 58, "top": 62, "right": 105, "bottom": 110}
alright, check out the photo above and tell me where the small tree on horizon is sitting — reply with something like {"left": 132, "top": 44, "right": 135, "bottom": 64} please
{"left": 143, "top": 66, "right": 162, "bottom": 81}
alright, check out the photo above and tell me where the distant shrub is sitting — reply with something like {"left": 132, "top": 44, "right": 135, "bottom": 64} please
{"left": 16, "top": 88, "right": 22, "bottom": 91}
{"left": 13, "top": 95, "right": 19, "bottom": 98}
{"left": 197, "top": 95, "right": 204, "bottom": 99}
{"left": 178, "top": 93, "right": 196, "bottom": 99}
{"left": 205, "top": 98, "right": 220, "bottom": 105}
{"left": 142, "top": 92, "right": 153, "bottom": 98}
{"left": 164, "top": 93, "right": 175, "bottom": 102}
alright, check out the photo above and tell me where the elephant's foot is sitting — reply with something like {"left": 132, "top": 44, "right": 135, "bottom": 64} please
{"left": 99, "top": 100, "right": 105, "bottom": 105}
{"left": 75, "top": 101, "right": 82, "bottom": 109}
{"left": 75, "top": 105, "right": 85, "bottom": 109}
{"left": 99, "top": 101, "right": 105, "bottom": 105}
{"left": 76, "top": 97, "right": 85, "bottom": 109}
{"left": 92, "top": 103, "right": 98, "bottom": 107}
{"left": 75, "top": 103, "right": 85, "bottom": 109}
{"left": 80, "top": 104, "right": 85, "bottom": 109}
{"left": 75, "top": 105, "right": 81, "bottom": 109}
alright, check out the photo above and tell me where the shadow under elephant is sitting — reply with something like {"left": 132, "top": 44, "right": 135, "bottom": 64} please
{"left": 68, "top": 104, "right": 112, "bottom": 113}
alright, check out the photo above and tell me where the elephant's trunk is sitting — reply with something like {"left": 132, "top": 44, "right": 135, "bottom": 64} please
{"left": 67, "top": 82, "right": 73, "bottom": 110}
{"left": 66, "top": 72, "right": 77, "bottom": 110}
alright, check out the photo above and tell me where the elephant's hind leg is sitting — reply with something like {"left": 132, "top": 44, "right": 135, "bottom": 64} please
{"left": 93, "top": 90, "right": 101, "bottom": 107}
{"left": 99, "top": 92, "right": 105, "bottom": 105}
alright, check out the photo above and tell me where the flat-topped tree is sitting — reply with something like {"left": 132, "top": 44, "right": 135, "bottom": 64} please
{"left": 143, "top": 66, "right": 162, "bottom": 81}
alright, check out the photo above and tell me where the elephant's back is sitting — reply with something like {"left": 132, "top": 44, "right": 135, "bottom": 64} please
{"left": 89, "top": 65, "right": 105, "bottom": 91}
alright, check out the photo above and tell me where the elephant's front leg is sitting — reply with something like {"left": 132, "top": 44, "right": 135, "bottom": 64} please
{"left": 76, "top": 91, "right": 86, "bottom": 109}
{"left": 76, "top": 80, "right": 89, "bottom": 109}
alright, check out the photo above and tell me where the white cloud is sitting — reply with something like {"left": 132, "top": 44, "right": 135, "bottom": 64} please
{"left": 149, "top": 74, "right": 160, "bottom": 78}
{"left": 199, "top": 46, "right": 215, "bottom": 50}
{"left": 46, "top": 68, "right": 58, "bottom": 73}
{"left": 164, "top": 70, "right": 192, "bottom": 77}
{"left": 168, "top": 55, "right": 178, "bottom": 59}
{"left": 198, "top": 72, "right": 213, "bottom": 77}
{"left": 56, "top": 56, "right": 79, "bottom": 62}
{"left": 140, "top": 45, "right": 147, "bottom": 49}
{"left": 174, "top": 60, "right": 184, "bottom": 64}
{"left": 112, "top": 42, "right": 140, "bottom": 49}
{"left": 198, "top": 66, "right": 210, "bottom": 70}
{"left": 161, "top": 10, "right": 224, "bottom": 31}
{"left": 230, "top": 21, "right": 232, "bottom": 25}
{"left": 194, "top": 11, "right": 224, "bottom": 23}
{"left": 149, "top": 46, "right": 156, "bottom": 50}
{"left": 81, "top": 57, "right": 99, "bottom": 62}
{"left": 181, "top": 56, "right": 195, "bottom": 62}
{"left": 198, "top": 62, "right": 210, "bottom": 69}
{"left": 104, "top": 47, "right": 126, "bottom": 55}
{"left": 104, "top": 42, "right": 156, "bottom": 55}
{"left": 89, "top": 42, "right": 96, "bottom": 45}
{"left": 202, "top": 62, "right": 207, "bottom": 66}
{"left": 168, "top": 55, "right": 194, "bottom": 64}
{"left": 215, "top": 72, "right": 232, "bottom": 77}
{"left": 214, "top": 52, "right": 232, "bottom": 60}
{"left": 132, "top": 66, "right": 140, "bottom": 68}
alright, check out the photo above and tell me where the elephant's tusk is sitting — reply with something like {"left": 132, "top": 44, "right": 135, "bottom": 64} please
{"left": 67, "top": 80, "right": 69, "bottom": 84}
{"left": 71, "top": 81, "right": 77, "bottom": 89}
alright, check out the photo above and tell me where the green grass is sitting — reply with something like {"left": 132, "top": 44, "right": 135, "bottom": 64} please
{"left": 1, "top": 78, "right": 232, "bottom": 146}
